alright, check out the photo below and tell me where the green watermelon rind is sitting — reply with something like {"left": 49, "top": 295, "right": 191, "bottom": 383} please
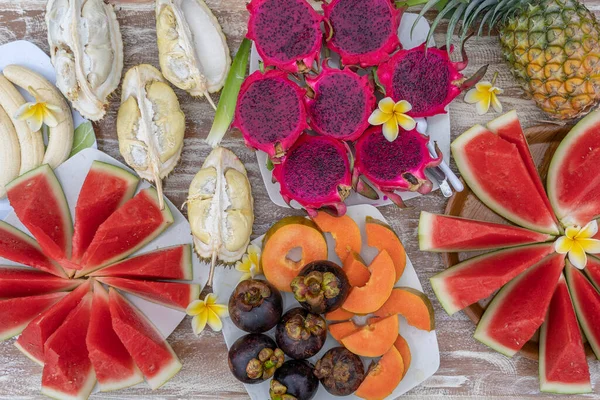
{"left": 539, "top": 276, "right": 592, "bottom": 395}
{"left": 451, "top": 125, "right": 560, "bottom": 236}
{"left": 40, "top": 373, "right": 96, "bottom": 400}
{"left": 0, "top": 293, "right": 66, "bottom": 341}
{"left": 85, "top": 161, "right": 139, "bottom": 207}
{"left": 585, "top": 254, "right": 600, "bottom": 291}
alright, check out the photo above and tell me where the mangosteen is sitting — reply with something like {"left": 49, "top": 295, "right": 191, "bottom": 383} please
{"left": 314, "top": 347, "right": 365, "bottom": 396}
{"left": 227, "top": 333, "right": 285, "bottom": 384}
{"left": 290, "top": 260, "right": 350, "bottom": 314}
{"left": 275, "top": 307, "right": 327, "bottom": 359}
{"left": 229, "top": 279, "right": 283, "bottom": 333}
{"left": 270, "top": 360, "right": 319, "bottom": 400}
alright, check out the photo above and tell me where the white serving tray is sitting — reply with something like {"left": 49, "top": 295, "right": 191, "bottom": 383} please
{"left": 251, "top": 13, "right": 451, "bottom": 209}
{"left": 214, "top": 204, "right": 440, "bottom": 399}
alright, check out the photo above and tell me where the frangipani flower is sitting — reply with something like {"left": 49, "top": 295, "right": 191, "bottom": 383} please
{"left": 368, "top": 97, "right": 416, "bottom": 142}
{"left": 555, "top": 220, "right": 600, "bottom": 270}
{"left": 186, "top": 293, "right": 229, "bottom": 335}
{"left": 464, "top": 73, "right": 503, "bottom": 115}
{"left": 14, "top": 88, "right": 62, "bottom": 132}
{"left": 235, "top": 244, "right": 262, "bottom": 282}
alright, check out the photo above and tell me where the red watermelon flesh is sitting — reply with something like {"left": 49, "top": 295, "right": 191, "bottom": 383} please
{"left": 76, "top": 188, "right": 174, "bottom": 278}
{"left": 452, "top": 125, "right": 560, "bottom": 235}
{"left": 430, "top": 243, "right": 555, "bottom": 315}
{"left": 6, "top": 164, "right": 73, "bottom": 262}
{"left": 474, "top": 252, "right": 565, "bottom": 357}
{"left": 15, "top": 280, "right": 91, "bottom": 365}
{"left": 547, "top": 109, "right": 600, "bottom": 227}
{"left": 0, "top": 292, "right": 66, "bottom": 341}
{"left": 0, "top": 220, "right": 66, "bottom": 278}
{"left": 109, "top": 288, "right": 182, "bottom": 389}
{"left": 566, "top": 263, "right": 600, "bottom": 359}
{"left": 41, "top": 293, "right": 96, "bottom": 400}
{"left": 487, "top": 111, "right": 557, "bottom": 226}
{"left": 72, "top": 161, "right": 139, "bottom": 263}
{"left": 89, "top": 244, "right": 193, "bottom": 280}
{"left": 419, "top": 211, "right": 553, "bottom": 252}
{"left": 0, "top": 267, "right": 82, "bottom": 298}
{"left": 585, "top": 255, "right": 600, "bottom": 291}
{"left": 97, "top": 276, "right": 200, "bottom": 312}
{"left": 87, "top": 282, "right": 143, "bottom": 392}
{"left": 539, "top": 275, "right": 591, "bottom": 394}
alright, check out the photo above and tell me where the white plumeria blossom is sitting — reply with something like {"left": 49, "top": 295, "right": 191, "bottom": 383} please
{"left": 554, "top": 220, "right": 600, "bottom": 269}
{"left": 464, "top": 81, "right": 503, "bottom": 115}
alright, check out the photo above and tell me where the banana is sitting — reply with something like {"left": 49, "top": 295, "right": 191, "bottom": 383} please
{"left": 3, "top": 65, "right": 74, "bottom": 169}
{"left": 0, "top": 105, "right": 21, "bottom": 198}
{"left": 0, "top": 74, "right": 44, "bottom": 174}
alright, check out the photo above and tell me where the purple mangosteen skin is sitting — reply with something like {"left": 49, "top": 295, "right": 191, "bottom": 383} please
{"left": 228, "top": 333, "right": 278, "bottom": 384}
{"left": 272, "top": 360, "right": 319, "bottom": 400}
{"left": 229, "top": 279, "right": 283, "bottom": 333}
{"left": 295, "top": 260, "right": 350, "bottom": 314}
{"left": 314, "top": 347, "right": 365, "bottom": 396}
{"left": 275, "top": 307, "right": 327, "bottom": 359}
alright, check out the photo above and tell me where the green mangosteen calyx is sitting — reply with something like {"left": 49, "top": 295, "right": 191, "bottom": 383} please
{"left": 285, "top": 312, "right": 326, "bottom": 341}
{"left": 269, "top": 379, "right": 298, "bottom": 400}
{"left": 291, "top": 270, "right": 340, "bottom": 308}
{"left": 246, "top": 347, "right": 285, "bottom": 380}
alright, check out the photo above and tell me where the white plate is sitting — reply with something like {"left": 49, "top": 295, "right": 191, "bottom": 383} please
{"left": 0, "top": 148, "right": 208, "bottom": 392}
{"left": 214, "top": 204, "right": 440, "bottom": 399}
{"left": 251, "top": 13, "right": 451, "bottom": 209}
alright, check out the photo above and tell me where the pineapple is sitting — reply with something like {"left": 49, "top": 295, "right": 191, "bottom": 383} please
{"left": 412, "top": 0, "right": 600, "bottom": 119}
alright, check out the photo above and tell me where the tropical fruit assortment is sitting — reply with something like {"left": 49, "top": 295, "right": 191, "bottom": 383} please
{"left": 0, "top": 160, "right": 200, "bottom": 399}
{"left": 235, "top": 0, "right": 486, "bottom": 216}
{"left": 226, "top": 212, "right": 435, "bottom": 399}
{"left": 419, "top": 109, "right": 600, "bottom": 393}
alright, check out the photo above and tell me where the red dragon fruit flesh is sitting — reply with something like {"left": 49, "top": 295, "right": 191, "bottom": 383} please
{"left": 247, "top": 0, "right": 323, "bottom": 73}
{"left": 273, "top": 134, "right": 352, "bottom": 217}
{"left": 323, "top": 0, "right": 402, "bottom": 67}
{"left": 233, "top": 70, "right": 308, "bottom": 160}
{"left": 377, "top": 43, "right": 488, "bottom": 118}
{"left": 354, "top": 126, "right": 442, "bottom": 206}
{"left": 304, "top": 62, "right": 377, "bottom": 141}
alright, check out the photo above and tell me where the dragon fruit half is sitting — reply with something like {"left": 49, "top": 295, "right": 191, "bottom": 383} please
{"left": 377, "top": 43, "right": 488, "bottom": 118}
{"left": 273, "top": 134, "right": 352, "bottom": 217}
{"left": 323, "top": 0, "right": 402, "bottom": 67}
{"left": 247, "top": 0, "right": 323, "bottom": 73}
{"left": 233, "top": 70, "right": 308, "bottom": 160}
{"left": 354, "top": 126, "right": 442, "bottom": 206}
{"left": 304, "top": 62, "right": 377, "bottom": 141}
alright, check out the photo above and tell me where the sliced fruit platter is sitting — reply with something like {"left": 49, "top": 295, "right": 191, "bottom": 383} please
{"left": 215, "top": 205, "right": 439, "bottom": 399}
{"left": 419, "top": 109, "right": 600, "bottom": 394}
{"left": 0, "top": 148, "right": 206, "bottom": 399}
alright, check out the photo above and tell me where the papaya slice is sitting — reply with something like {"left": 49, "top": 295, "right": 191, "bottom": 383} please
{"left": 374, "top": 287, "right": 435, "bottom": 331}
{"left": 311, "top": 211, "right": 361, "bottom": 262}
{"left": 394, "top": 334, "right": 411, "bottom": 378}
{"left": 356, "top": 345, "right": 404, "bottom": 400}
{"left": 343, "top": 251, "right": 370, "bottom": 287}
{"left": 366, "top": 217, "right": 406, "bottom": 281}
{"left": 342, "top": 250, "right": 395, "bottom": 314}
{"left": 261, "top": 217, "right": 328, "bottom": 292}
{"left": 341, "top": 315, "right": 398, "bottom": 357}
{"left": 328, "top": 320, "right": 359, "bottom": 342}
{"left": 325, "top": 307, "right": 355, "bottom": 322}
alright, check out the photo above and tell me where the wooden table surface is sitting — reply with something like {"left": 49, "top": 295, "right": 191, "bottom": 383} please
{"left": 1, "top": 1, "right": 599, "bottom": 399}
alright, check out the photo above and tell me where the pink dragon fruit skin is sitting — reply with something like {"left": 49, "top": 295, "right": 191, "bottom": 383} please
{"left": 247, "top": 0, "right": 324, "bottom": 73}
{"left": 304, "top": 62, "right": 377, "bottom": 141}
{"left": 323, "top": 0, "right": 402, "bottom": 67}
{"left": 232, "top": 70, "right": 309, "bottom": 160}
{"left": 354, "top": 126, "right": 442, "bottom": 201}
{"left": 273, "top": 134, "right": 352, "bottom": 217}
{"left": 377, "top": 43, "right": 487, "bottom": 118}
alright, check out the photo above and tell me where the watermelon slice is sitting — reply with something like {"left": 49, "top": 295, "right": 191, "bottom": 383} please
{"left": 0, "top": 220, "right": 66, "bottom": 278}
{"left": 539, "top": 275, "right": 591, "bottom": 394}
{"left": 585, "top": 254, "right": 600, "bottom": 291}
{"left": 0, "top": 292, "right": 66, "bottom": 341}
{"left": 473, "top": 252, "right": 565, "bottom": 357}
{"left": 41, "top": 293, "right": 96, "bottom": 400}
{"left": 418, "top": 211, "right": 553, "bottom": 252}
{"left": 87, "top": 282, "right": 143, "bottom": 392}
{"left": 97, "top": 277, "right": 200, "bottom": 312}
{"left": 452, "top": 125, "right": 560, "bottom": 235}
{"left": 15, "top": 280, "right": 91, "bottom": 365}
{"left": 430, "top": 243, "right": 555, "bottom": 315}
{"left": 0, "top": 267, "right": 82, "bottom": 298}
{"left": 6, "top": 164, "right": 73, "bottom": 262}
{"left": 565, "top": 263, "right": 600, "bottom": 359}
{"left": 109, "top": 288, "right": 182, "bottom": 389}
{"left": 89, "top": 244, "right": 193, "bottom": 280}
{"left": 72, "top": 161, "right": 139, "bottom": 263}
{"left": 547, "top": 109, "right": 600, "bottom": 226}
{"left": 76, "top": 188, "right": 174, "bottom": 277}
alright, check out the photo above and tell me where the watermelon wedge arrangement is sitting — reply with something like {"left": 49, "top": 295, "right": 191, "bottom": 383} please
{"left": 419, "top": 109, "right": 600, "bottom": 393}
{"left": 0, "top": 160, "right": 200, "bottom": 399}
